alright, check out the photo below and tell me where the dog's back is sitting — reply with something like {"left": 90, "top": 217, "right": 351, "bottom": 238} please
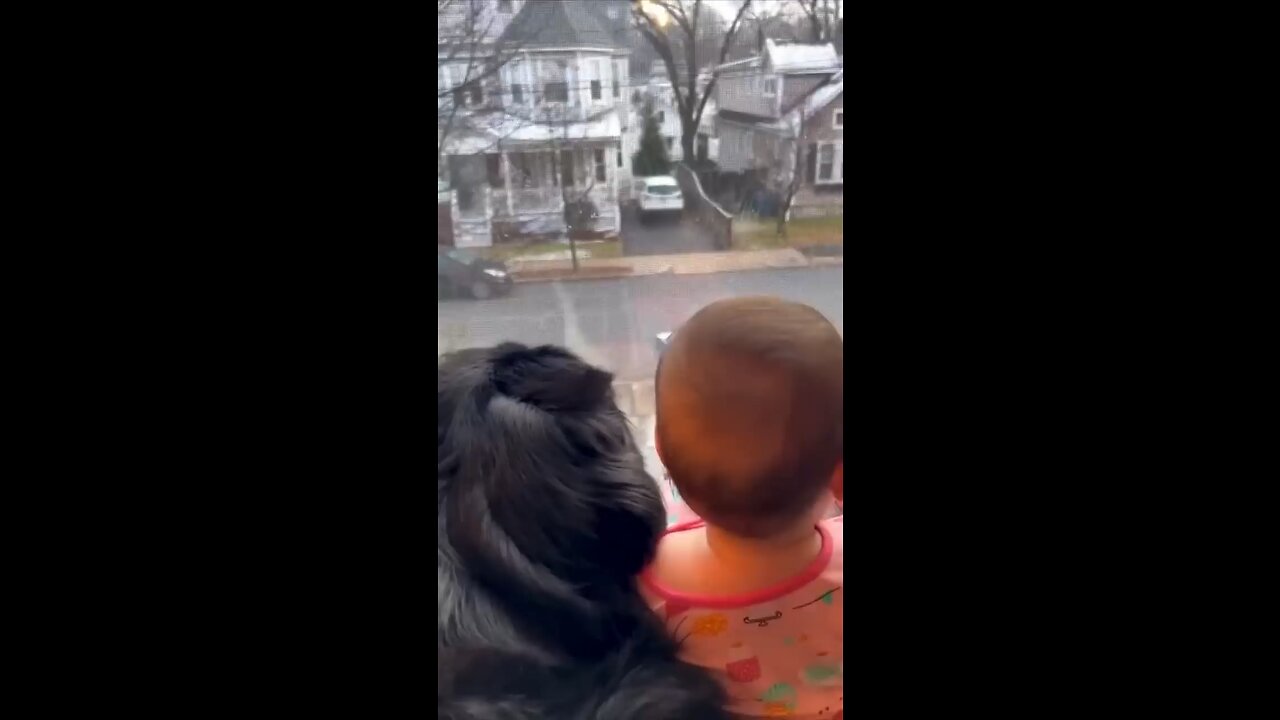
{"left": 438, "top": 344, "right": 727, "bottom": 720}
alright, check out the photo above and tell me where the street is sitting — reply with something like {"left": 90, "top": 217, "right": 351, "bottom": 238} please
{"left": 438, "top": 265, "right": 843, "bottom": 382}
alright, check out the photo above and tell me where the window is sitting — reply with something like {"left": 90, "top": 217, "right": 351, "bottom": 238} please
{"left": 511, "top": 152, "right": 539, "bottom": 188}
{"left": 544, "top": 82, "right": 568, "bottom": 102}
{"left": 818, "top": 144, "right": 834, "bottom": 181}
{"left": 468, "top": 83, "right": 482, "bottom": 106}
{"left": 815, "top": 141, "right": 843, "bottom": 184}
{"left": 559, "top": 149, "right": 575, "bottom": 187}
{"left": 436, "top": 10, "right": 840, "bottom": 404}
{"left": 486, "top": 154, "right": 504, "bottom": 188}
{"left": 833, "top": 109, "right": 843, "bottom": 129}
{"left": 594, "top": 149, "right": 606, "bottom": 182}
{"left": 763, "top": 78, "right": 777, "bottom": 96}
{"left": 590, "top": 80, "right": 602, "bottom": 100}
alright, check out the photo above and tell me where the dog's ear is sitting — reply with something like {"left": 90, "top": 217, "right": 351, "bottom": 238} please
{"left": 582, "top": 453, "right": 665, "bottom": 580}
{"left": 489, "top": 343, "right": 614, "bottom": 413}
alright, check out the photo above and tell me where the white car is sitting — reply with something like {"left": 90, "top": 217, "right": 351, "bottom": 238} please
{"left": 636, "top": 176, "right": 684, "bottom": 222}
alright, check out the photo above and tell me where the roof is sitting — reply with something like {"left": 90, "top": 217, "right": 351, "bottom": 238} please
{"left": 442, "top": 109, "right": 623, "bottom": 153}
{"left": 496, "top": 0, "right": 617, "bottom": 49}
{"left": 715, "top": 56, "right": 761, "bottom": 73}
{"left": 801, "top": 74, "right": 843, "bottom": 118}
{"left": 579, "top": 1, "right": 632, "bottom": 48}
{"left": 765, "top": 40, "right": 840, "bottom": 74}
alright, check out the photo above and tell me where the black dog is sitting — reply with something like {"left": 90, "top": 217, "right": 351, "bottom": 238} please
{"left": 438, "top": 344, "right": 727, "bottom": 720}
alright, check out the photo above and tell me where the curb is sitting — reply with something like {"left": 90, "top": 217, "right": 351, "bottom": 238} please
{"left": 510, "top": 253, "right": 833, "bottom": 284}
{"left": 512, "top": 267, "right": 637, "bottom": 284}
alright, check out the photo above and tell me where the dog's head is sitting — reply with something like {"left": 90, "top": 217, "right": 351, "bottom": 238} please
{"left": 438, "top": 343, "right": 666, "bottom": 651}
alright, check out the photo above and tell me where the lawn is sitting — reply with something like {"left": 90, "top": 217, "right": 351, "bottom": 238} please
{"left": 733, "top": 215, "right": 844, "bottom": 251}
{"left": 478, "top": 239, "right": 623, "bottom": 263}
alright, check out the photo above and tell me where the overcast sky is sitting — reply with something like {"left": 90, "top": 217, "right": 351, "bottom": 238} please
{"left": 709, "top": 0, "right": 843, "bottom": 22}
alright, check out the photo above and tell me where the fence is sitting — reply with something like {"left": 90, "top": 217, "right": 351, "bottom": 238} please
{"left": 675, "top": 163, "right": 732, "bottom": 250}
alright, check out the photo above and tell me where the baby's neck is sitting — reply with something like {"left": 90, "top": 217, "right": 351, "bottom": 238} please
{"left": 703, "top": 521, "right": 820, "bottom": 570}
{"left": 653, "top": 519, "right": 821, "bottom": 595}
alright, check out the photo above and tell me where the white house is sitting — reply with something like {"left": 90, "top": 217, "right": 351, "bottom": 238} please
{"left": 438, "top": 0, "right": 632, "bottom": 247}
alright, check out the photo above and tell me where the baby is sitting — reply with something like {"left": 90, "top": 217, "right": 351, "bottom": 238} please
{"left": 642, "top": 296, "right": 844, "bottom": 719}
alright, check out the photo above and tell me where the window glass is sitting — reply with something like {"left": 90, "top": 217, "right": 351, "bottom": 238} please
{"left": 438, "top": 1, "right": 844, "bottom": 497}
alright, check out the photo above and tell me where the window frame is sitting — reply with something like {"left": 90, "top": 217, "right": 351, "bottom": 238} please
{"left": 763, "top": 77, "right": 777, "bottom": 96}
{"left": 814, "top": 141, "right": 843, "bottom": 185}
{"left": 833, "top": 108, "right": 843, "bottom": 130}
{"left": 593, "top": 148, "right": 607, "bottom": 183}
{"left": 543, "top": 81, "right": 569, "bottom": 103}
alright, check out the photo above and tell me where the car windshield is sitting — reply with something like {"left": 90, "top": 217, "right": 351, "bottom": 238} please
{"left": 646, "top": 184, "right": 680, "bottom": 196}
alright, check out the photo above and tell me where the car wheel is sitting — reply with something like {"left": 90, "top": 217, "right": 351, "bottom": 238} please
{"left": 470, "top": 280, "right": 493, "bottom": 300}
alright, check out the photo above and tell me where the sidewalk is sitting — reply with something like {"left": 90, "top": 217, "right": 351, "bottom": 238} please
{"left": 509, "top": 247, "right": 836, "bottom": 283}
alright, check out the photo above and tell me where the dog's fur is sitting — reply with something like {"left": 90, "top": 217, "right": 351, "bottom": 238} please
{"left": 438, "top": 344, "right": 727, "bottom": 720}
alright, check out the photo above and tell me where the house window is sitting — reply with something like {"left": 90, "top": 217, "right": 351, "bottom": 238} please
{"left": 617, "top": 149, "right": 623, "bottom": 167}
{"left": 544, "top": 82, "right": 568, "bottom": 102}
{"left": 486, "top": 155, "right": 504, "bottom": 188}
{"left": 815, "top": 142, "right": 843, "bottom": 184}
{"left": 469, "top": 83, "right": 482, "bottom": 106}
{"left": 833, "top": 109, "right": 843, "bottom": 129}
{"left": 612, "top": 76, "right": 620, "bottom": 98}
{"left": 512, "top": 152, "right": 539, "bottom": 188}
{"left": 763, "top": 78, "right": 777, "bottom": 96}
{"left": 590, "top": 80, "right": 602, "bottom": 100}
{"left": 594, "top": 149, "right": 607, "bottom": 182}
{"left": 511, "top": 83, "right": 524, "bottom": 104}
{"left": 559, "top": 149, "right": 575, "bottom": 187}
{"left": 498, "top": 0, "right": 514, "bottom": 12}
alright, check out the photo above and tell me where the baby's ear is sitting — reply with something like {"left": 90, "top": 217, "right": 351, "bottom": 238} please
{"left": 830, "top": 461, "right": 843, "bottom": 503}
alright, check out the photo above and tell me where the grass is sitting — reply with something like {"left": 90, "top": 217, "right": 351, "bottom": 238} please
{"left": 733, "top": 215, "right": 844, "bottom": 251}
{"left": 478, "top": 239, "right": 623, "bottom": 262}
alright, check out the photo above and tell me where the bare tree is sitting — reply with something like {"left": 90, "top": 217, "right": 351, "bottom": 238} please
{"left": 633, "top": 0, "right": 754, "bottom": 163}
{"left": 794, "top": 0, "right": 839, "bottom": 43}
{"left": 772, "top": 110, "right": 807, "bottom": 240}
{"left": 437, "top": 0, "right": 546, "bottom": 172}
{"left": 766, "top": 74, "right": 839, "bottom": 239}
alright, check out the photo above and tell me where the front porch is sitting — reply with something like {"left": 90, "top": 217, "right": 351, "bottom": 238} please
{"left": 446, "top": 142, "right": 624, "bottom": 247}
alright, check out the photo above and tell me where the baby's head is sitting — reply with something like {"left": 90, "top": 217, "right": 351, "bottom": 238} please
{"left": 656, "top": 297, "right": 843, "bottom": 539}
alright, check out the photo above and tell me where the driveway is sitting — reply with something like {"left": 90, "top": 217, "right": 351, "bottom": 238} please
{"left": 620, "top": 205, "right": 720, "bottom": 256}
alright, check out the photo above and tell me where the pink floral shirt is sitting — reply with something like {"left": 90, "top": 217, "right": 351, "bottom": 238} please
{"left": 641, "top": 517, "right": 844, "bottom": 719}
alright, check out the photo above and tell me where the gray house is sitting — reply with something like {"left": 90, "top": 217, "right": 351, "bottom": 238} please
{"left": 714, "top": 41, "right": 843, "bottom": 217}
